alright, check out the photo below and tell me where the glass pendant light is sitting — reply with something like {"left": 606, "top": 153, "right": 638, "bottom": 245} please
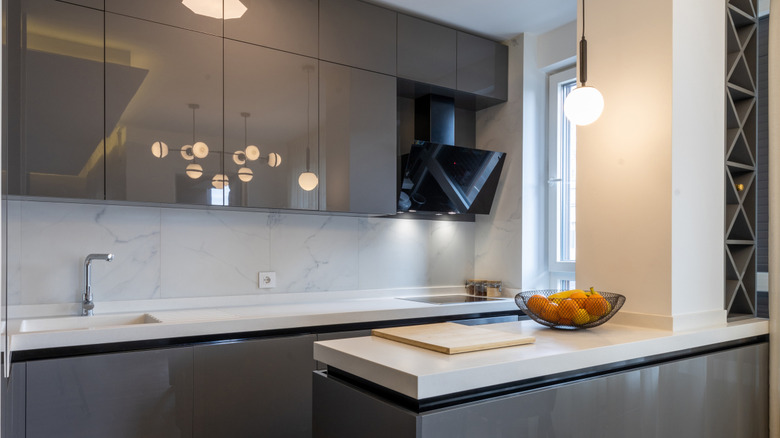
{"left": 564, "top": 0, "right": 604, "bottom": 126}
{"left": 212, "top": 173, "right": 229, "bottom": 189}
{"left": 298, "top": 65, "right": 318, "bottom": 191}
{"left": 238, "top": 167, "right": 253, "bottom": 182}
{"left": 186, "top": 163, "right": 203, "bottom": 179}
{"left": 151, "top": 141, "right": 168, "bottom": 158}
{"left": 267, "top": 152, "right": 282, "bottom": 168}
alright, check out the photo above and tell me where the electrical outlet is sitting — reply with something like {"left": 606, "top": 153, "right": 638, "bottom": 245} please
{"left": 258, "top": 271, "right": 277, "bottom": 289}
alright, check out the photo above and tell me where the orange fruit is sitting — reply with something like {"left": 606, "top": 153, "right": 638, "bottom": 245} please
{"left": 570, "top": 291, "right": 588, "bottom": 300}
{"left": 585, "top": 295, "right": 610, "bottom": 317}
{"left": 558, "top": 318, "right": 572, "bottom": 326}
{"left": 541, "top": 302, "right": 560, "bottom": 323}
{"left": 558, "top": 299, "right": 580, "bottom": 320}
{"left": 572, "top": 309, "right": 590, "bottom": 325}
{"left": 526, "top": 295, "right": 547, "bottom": 314}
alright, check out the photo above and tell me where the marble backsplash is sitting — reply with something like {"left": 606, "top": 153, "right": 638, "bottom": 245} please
{"left": 6, "top": 200, "right": 475, "bottom": 306}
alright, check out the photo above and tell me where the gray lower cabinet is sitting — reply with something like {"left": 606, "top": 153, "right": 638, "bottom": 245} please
{"left": 314, "top": 342, "right": 769, "bottom": 438}
{"left": 25, "top": 346, "right": 194, "bottom": 438}
{"left": 319, "top": 62, "right": 397, "bottom": 214}
{"left": 319, "top": 0, "right": 396, "bottom": 75}
{"left": 193, "top": 334, "right": 317, "bottom": 438}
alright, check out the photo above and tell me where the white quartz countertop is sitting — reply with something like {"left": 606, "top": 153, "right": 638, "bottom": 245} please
{"left": 313, "top": 318, "right": 769, "bottom": 400}
{"left": 7, "top": 292, "right": 518, "bottom": 354}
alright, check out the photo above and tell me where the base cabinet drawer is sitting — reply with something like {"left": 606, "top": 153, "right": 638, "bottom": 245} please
{"left": 193, "top": 334, "right": 317, "bottom": 438}
{"left": 26, "top": 347, "right": 194, "bottom": 438}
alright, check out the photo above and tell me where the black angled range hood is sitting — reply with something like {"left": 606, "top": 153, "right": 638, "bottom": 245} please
{"left": 397, "top": 95, "right": 505, "bottom": 215}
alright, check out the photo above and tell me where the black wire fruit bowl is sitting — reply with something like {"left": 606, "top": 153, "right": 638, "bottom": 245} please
{"left": 515, "top": 289, "right": 626, "bottom": 330}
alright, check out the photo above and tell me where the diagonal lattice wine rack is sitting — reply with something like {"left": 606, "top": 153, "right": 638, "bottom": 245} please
{"left": 725, "top": 0, "right": 758, "bottom": 318}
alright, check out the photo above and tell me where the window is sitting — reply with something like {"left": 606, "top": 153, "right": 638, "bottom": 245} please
{"left": 548, "top": 68, "right": 577, "bottom": 288}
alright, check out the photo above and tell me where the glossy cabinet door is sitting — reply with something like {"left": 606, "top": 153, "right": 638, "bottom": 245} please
{"left": 193, "top": 334, "right": 317, "bottom": 438}
{"left": 60, "top": 0, "right": 104, "bottom": 9}
{"left": 225, "top": 0, "right": 318, "bottom": 57}
{"left": 25, "top": 347, "right": 194, "bottom": 438}
{"left": 319, "top": 62, "right": 397, "bottom": 214}
{"left": 105, "top": 0, "right": 222, "bottom": 36}
{"left": 319, "top": 0, "right": 396, "bottom": 75}
{"left": 224, "top": 40, "right": 319, "bottom": 210}
{"left": 8, "top": 0, "right": 104, "bottom": 199}
{"left": 456, "top": 32, "right": 508, "bottom": 101}
{"left": 397, "top": 15, "right": 456, "bottom": 89}
{"left": 105, "top": 13, "right": 224, "bottom": 205}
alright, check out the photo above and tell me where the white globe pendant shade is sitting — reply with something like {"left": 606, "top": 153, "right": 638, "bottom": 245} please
{"left": 298, "top": 172, "right": 319, "bottom": 191}
{"left": 181, "top": 145, "right": 195, "bottom": 160}
{"left": 185, "top": 163, "right": 203, "bottom": 179}
{"left": 212, "top": 173, "right": 229, "bottom": 189}
{"left": 563, "top": 85, "right": 604, "bottom": 126}
{"left": 267, "top": 152, "right": 282, "bottom": 168}
{"left": 192, "top": 141, "right": 210, "bottom": 159}
{"left": 245, "top": 145, "right": 261, "bottom": 161}
{"left": 238, "top": 167, "right": 253, "bottom": 182}
{"left": 151, "top": 141, "right": 168, "bottom": 158}
{"left": 233, "top": 151, "right": 246, "bottom": 165}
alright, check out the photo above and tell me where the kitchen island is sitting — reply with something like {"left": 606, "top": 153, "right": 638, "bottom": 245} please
{"left": 313, "top": 319, "right": 769, "bottom": 438}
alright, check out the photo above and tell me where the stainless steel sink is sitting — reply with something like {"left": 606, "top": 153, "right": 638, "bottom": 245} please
{"left": 19, "top": 313, "right": 161, "bottom": 333}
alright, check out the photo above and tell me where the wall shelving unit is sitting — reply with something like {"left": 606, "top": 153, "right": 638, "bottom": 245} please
{"left": 725, "top": 0, "right": 758, "bottom": 318}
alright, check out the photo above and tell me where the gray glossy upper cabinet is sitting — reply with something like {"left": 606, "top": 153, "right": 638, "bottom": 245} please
{"left": 8, "top": 0, "right": 104, "bottom": 199}
{"left": 456, "top": 32, "right": 508, "bottom": 101}
{"left": 224, "top": 40, "right": 319, "bottom": 210}
{"left": 397, "top": 15, "right": 456, "bottom": 89}
{"left": 60, "top": 0, "right": 104, "bottom": 9}
{"left": 225, "top": 0, "right": 318, "bottom": 57}
{"left": 319, "top": 0, "right": 396, "bottom": 75}
{"left": 319, "top": 62, "right": 396, "bottom": 214}
{"left": 25, "top": 347, "right": 194, "bottom": 438}
{"left": 105, "top": 0, "right": 222, "bottom": 36}
{"left": 193, "top": 334, "right": 317, "bottom": 438}
{"left": 104, "top": 14, "right": 224, "bottom": 205}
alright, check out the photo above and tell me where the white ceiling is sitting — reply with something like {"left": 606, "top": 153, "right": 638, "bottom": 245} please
{"left": 363, "top": 0, "right": 577, "bottom": 41}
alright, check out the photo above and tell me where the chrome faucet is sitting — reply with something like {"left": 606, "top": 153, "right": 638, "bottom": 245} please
{"left": 83, "top": 253, "right": 114, "bottom": 316}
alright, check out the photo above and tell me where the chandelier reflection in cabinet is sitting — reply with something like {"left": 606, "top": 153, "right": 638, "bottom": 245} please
{"left": 150, "top": 105, "right": 282, "bottom": 189}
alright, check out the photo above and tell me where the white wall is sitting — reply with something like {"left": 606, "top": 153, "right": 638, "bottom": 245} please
{"left": 577, "top": 0, "right": 726, "bottom": 329}
{"left": 670, "top": 0, "right": 725, "bottom": 318}
{"left": 474, "top": 37, "right": 525, "bottom": 287}
{"left": 7, "top": 200, "right": 475, "bottom": 308}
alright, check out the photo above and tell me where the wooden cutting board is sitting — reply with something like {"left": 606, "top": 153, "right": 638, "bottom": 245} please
{"left": 371, "top": 322, "right": 535, "bottom": 354}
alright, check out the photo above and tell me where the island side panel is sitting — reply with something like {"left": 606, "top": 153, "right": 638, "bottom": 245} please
{"left": 313, "top": 371, "right": 421, "bottom": 438}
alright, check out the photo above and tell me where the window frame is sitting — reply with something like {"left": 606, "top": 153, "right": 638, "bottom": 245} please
{"left": 547, "top": 67, "right": 577, "bottom": 286}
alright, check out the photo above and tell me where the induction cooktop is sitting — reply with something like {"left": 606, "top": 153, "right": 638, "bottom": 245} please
{"left": 398, "top": 295, "right": 504, "bottom": 305}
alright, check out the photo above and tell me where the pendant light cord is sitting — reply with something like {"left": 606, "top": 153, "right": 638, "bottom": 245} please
{"left": 579, "top": 0, "right": 588, "bottom": 86}
{"left": 305, "top": 67, "right": 311, "bottom": 172}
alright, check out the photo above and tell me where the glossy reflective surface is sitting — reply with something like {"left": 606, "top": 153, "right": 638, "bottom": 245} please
{"left": 319, "top": 62, "right": 396, "bottom": 214}
{"left": 224, "top": 40, "right": 318, "bottom": 209}
{"left": 397, "top": 15, "right": 456, "bottom": 89}
{"left": 319, "top": 0, "right": 396, "bottom": 75}
{"left": 399, "top": 141, "right": 505, "bottom": 214}
{"left": 225, "top": 0, "right": 318, "bottom": 57}
{"left": 10, "top": 0, "right": 105, "bottom": 199}
{"left": 105, "top": 0, "right": 222, "bottom": 36}
{"left": 457, "top": 32, "right": 508, "bottom": 101}
{"left": 26, "top": 347, "right": 194, "bottom": 438}
{"left": 105, "top": 14, "right": 223, "bottom": 205}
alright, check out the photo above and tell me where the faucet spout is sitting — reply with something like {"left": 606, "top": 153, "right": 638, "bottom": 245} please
{"left": 83, "top": 253, "right": 114, "bottom": 316}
